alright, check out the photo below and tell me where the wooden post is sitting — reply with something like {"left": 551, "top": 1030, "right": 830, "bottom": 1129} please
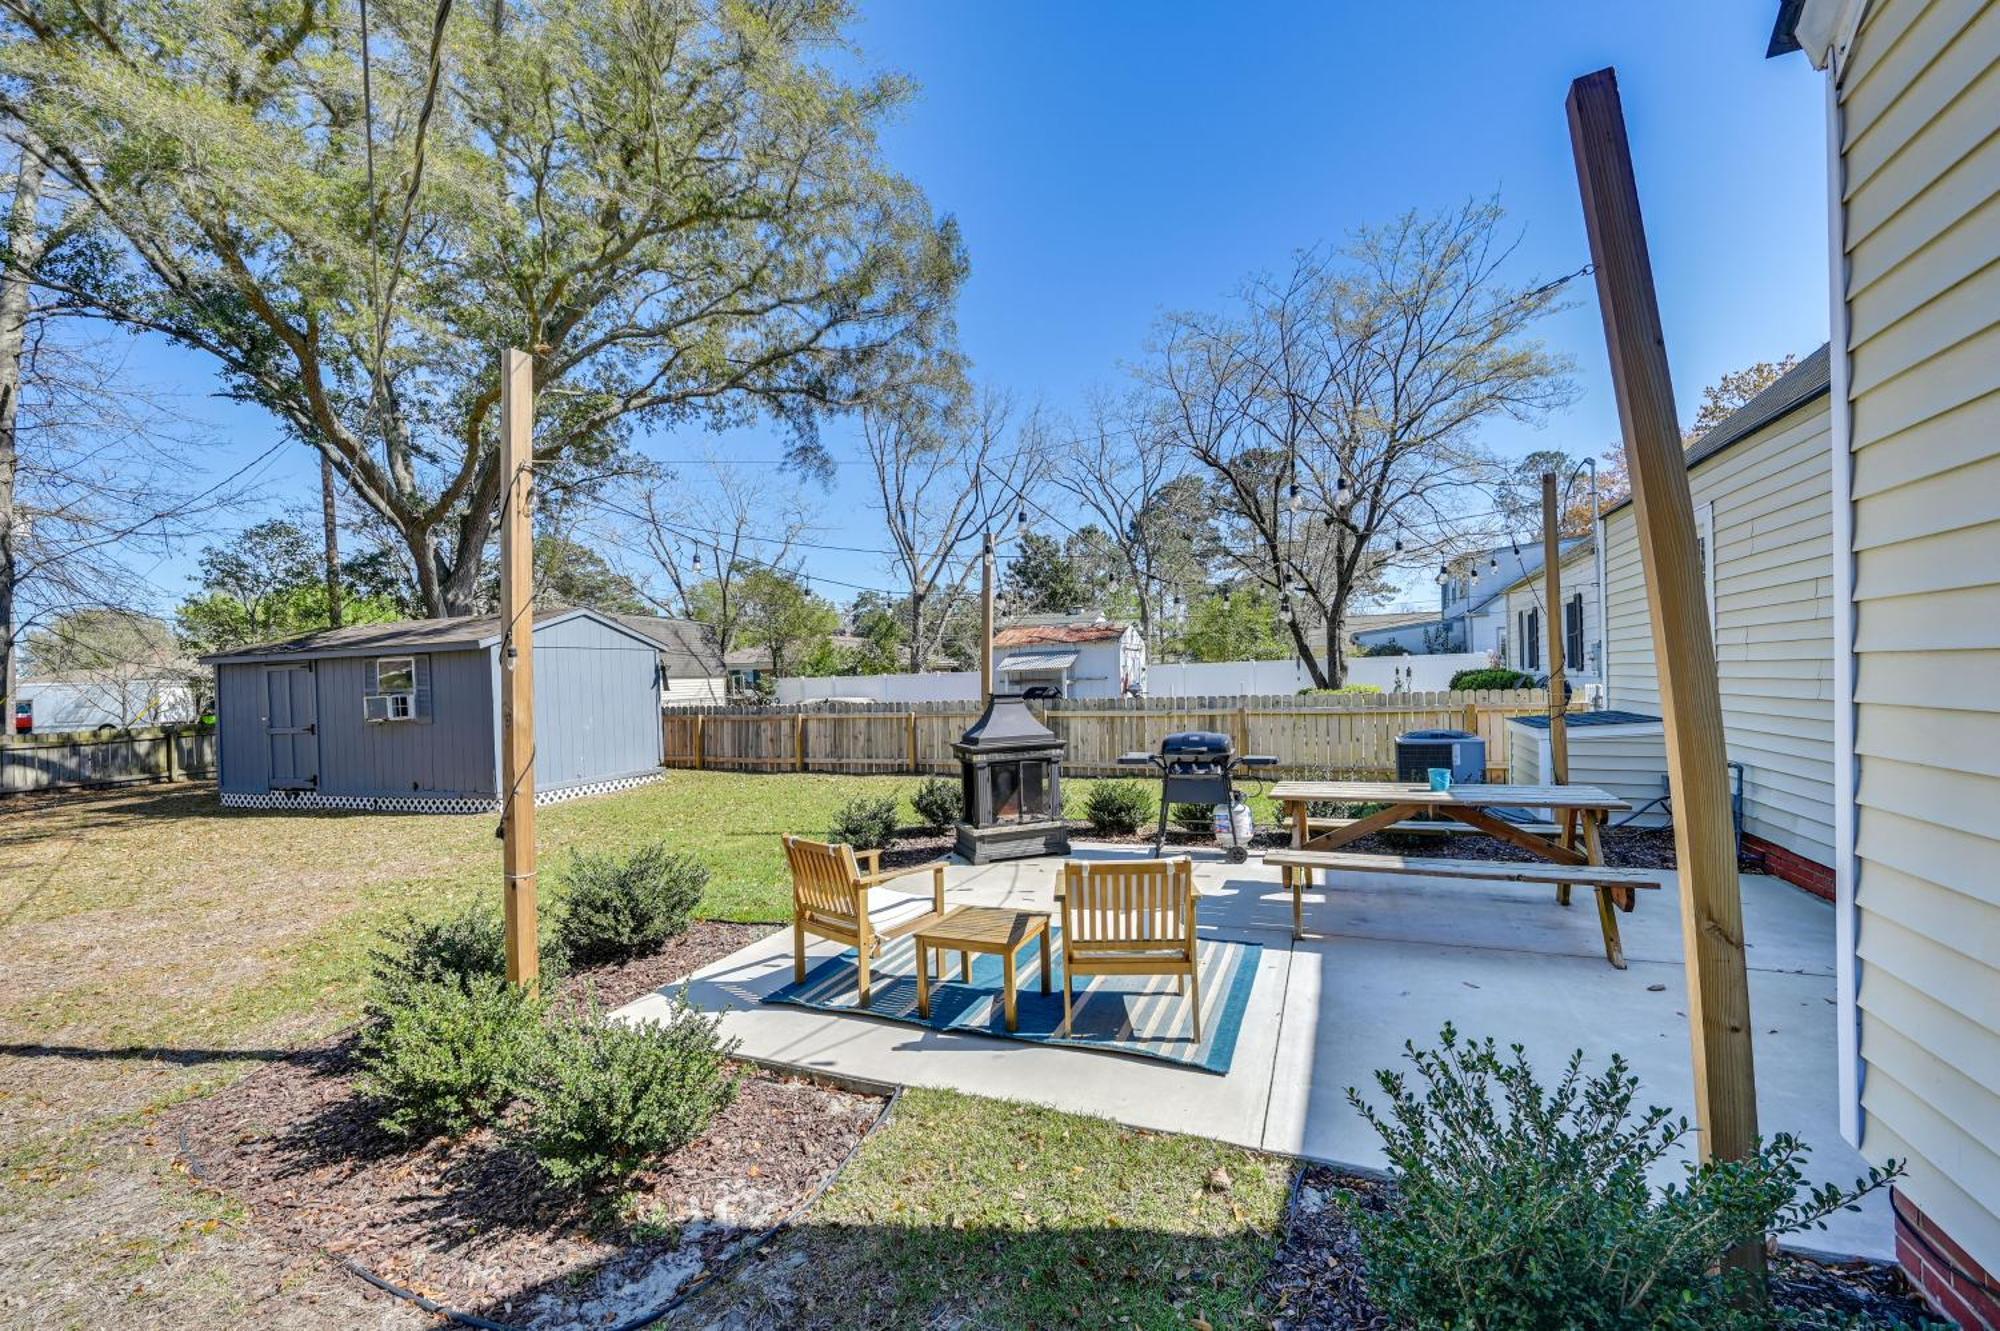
{"left": 795, "top": 712, "right": 807, "bottom": 772}
{"left": 980, "top": 529, "right": 996, "bottom": 703}
{"left": 1544, "top": 473, "right": 1579, "bottom": 905}
{"left": 498, "top": 348, "right": 539, "bottom": 989}
{"left": 1568, "top": 68, "right": 1760, "bottom": 1273}
{"left": 693, "top": 712, "right": 705, "bottom": 770}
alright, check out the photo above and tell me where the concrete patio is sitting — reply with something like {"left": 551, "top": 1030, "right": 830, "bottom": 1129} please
{"left": 617, "top": 844, "right": 1887, "bottom": 1260}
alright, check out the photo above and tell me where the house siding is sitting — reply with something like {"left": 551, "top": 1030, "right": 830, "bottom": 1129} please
{"left": 1504, "top": 720, "right": 1672, "bottom": 828}
{"left": 1601, "top": 394, "right": 1837, "bottom": 870}
{"left": 1836, "top": 0, "right": 2000, "bottom": 1281}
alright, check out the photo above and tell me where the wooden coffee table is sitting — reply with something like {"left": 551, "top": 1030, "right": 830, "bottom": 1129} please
{"left": 914, "top": 905, "right": 1052, "bottom": 1032}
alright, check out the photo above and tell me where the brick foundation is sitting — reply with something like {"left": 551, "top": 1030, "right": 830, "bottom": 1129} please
{"left": 1741, "top": 832, "right": 1834, "bottom": 901}
{"left": 1894, "top": 1187, "right": 2000, "bottom": 1329}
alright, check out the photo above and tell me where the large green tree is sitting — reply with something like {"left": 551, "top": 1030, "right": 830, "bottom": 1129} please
{"left": 731, "top": 566, "right": 836, "bottom": 679}
{"left": 3, "top": 0, "right": 964, "bottom": 615}
{"left": 175, "top": 519, "right": 401, "bottom": 654}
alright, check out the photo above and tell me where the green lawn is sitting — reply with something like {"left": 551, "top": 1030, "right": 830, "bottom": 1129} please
{"left": 673, "top": 1087, "right": 1290, "bottom": 1330}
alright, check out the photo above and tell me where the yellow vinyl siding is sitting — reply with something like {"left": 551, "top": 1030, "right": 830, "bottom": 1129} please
{"left": 1837, "top": 0, "right": 2000, "bottom": 1277}
{"left": 1602, "top": 396, "right": 1837, "bottom": 866}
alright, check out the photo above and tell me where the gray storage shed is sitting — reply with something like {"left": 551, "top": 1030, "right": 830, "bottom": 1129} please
{"left": 199, "top": 608, "right": 666, "bottom": 812}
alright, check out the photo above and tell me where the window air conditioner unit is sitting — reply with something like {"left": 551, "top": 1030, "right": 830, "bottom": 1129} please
{"left": 365, "top": 693, "right": 414, "bottom": 722}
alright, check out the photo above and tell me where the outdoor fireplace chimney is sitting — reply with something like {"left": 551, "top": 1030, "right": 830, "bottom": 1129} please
{"left": 952, "top": 692, "right": 1070, "bottom": 864}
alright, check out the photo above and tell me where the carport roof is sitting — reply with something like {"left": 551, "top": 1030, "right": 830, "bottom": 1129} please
{"left": 996, "top": 651, "right": 1080, "bottom": 673}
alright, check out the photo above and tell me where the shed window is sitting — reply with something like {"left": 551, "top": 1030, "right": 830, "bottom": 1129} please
{"left": 364, "top": 655, "right": 431, "bottom": 723}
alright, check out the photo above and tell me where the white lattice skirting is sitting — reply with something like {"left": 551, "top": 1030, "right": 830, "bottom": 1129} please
{"left": 220, "top": 770, "right": 664, "bottom": 815}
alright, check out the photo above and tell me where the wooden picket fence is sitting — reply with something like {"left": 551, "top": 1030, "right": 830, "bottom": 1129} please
{"left": 0, "top": 726, "right": 217, "bottom": 795}
{"left": 662, "top": 690, "right": 1560, "bottom": 780}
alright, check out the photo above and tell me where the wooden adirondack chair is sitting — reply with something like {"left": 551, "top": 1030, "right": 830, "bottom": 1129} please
{"left": 782, "top": 835, "right": 948, "bottom": 1006}
{"left": 1059, "top": 858, "right": 1202, "bottom": 1039}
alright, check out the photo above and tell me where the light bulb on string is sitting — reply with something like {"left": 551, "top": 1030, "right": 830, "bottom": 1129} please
{"left": 1333, "top": 476, "right": 1352, "bottom": 510}
{"left": 1489, "top": 556, "right": 1499, "bottom": 572}
{"left": 1393, "top": 528, "right": 1405, "bottom": 554}
{"left": 1435, "top": 563, "right": 1451, "bottom": 587}
{"left": 1287, "top": 481, "right": 1301, "bottom": 513}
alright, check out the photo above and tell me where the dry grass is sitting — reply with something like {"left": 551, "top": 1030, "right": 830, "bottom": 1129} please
{"left": 0, "top": 772, "right": 915, "bottom": 1328}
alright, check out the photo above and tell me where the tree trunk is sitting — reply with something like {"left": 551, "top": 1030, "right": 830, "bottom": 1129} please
{"left": 0, "top": 144, "right": 50, "bottom": 748}
{"left": 907, "top": 588, "right": 924, "bottom": 674}
{"left": 319, "top": 453, "right": 343, "bottom": 627}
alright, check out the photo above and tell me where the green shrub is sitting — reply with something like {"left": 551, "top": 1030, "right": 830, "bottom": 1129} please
{"left": 1298, "top": 683, "right": 1383, "bottom": 696}
{"left": 557, "top": 842, "right": 708, "bottom": 968}
{"left": 1448, "top": 666, "right": 1536, "bottom": 691}
{"left": 911, "top": 775, "right": 963, "bottom": 829}
{"left": 356, "top": 974, "right": 544, "bottom": 1141}
{"left": 1169, "top": 801, "right": 1214, "bottom": 834}
{"left": 827, "top": 793, "right": 901, "bottom": 851}
{"left": 369, "top": 903, "right": 564, "bottom": 1002}
{"left": 1082, "top": 781, "right": 1154, "bottom": 836}
{"left": 513, "top": 993, "right": 740, "bottom": 1188}
{"left": 1347, "top": 1025, "right": 1899, "bottom": 1331}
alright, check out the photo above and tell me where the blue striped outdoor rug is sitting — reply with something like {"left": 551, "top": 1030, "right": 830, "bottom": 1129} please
{"left": 764, "top": 927, "right": 1260, "bottom": 1074}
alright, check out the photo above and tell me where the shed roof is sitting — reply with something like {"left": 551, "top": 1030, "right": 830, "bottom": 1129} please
{"left": 196, "top": 606, "right": 660, "bottom": 665}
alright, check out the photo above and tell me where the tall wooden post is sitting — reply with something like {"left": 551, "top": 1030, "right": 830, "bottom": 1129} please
{"left": 498, "top": 348, "right": 539, "bottom": 988}
{"left": 979, "top": 529, "right": 996, "bottom": 703}
{"left": 1542, "top": 472, "right": 1570, "bottom": 779}
{"left": 1543, "top": 472, "right": 1579, "bottom": 905}
{"left": 1568, "top": 68, "right": 1760, "bottom": 1275}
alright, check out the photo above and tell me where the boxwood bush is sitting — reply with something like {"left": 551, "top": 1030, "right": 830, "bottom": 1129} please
{"left": 369, "top": 903, "right": 565, "bottom": 1002}
{"left": 911, "top": 775, "right": 963, "bottom": 829}
{"left": 1169, "top": 801, "right": 1214, "bottom": 834}
{"left": 828, "top": 793, "right": 902, "bottom": 851}
{"left": 512, "top": 993, "right": 739, "bottom": 1188}
{"left": 1447, "top": 666, "right": 1536, "bottom": 691}
{"left": 1082, "top": 781, "right": 1154, "bottom": 836}
{"left": 356, "top": 973, "right": 544, "bottom": 1141}
{"left": 1346, "top": 1025, "right": 1899, "bottom": 1330}
{"left": 557, "top": 842, "right": 709, "bottom": 967}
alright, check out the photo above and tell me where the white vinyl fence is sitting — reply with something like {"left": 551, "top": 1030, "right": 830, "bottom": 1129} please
{"left": 774, "top": 652, "right": 1494, "bottom": 705}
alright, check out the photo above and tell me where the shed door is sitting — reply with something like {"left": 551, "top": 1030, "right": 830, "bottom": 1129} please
{"left": 263, "top": 666, "right": 318, "bottom": 789}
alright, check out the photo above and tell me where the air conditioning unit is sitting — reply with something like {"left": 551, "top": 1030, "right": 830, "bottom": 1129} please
{"left": 1395, "top": 729, "right": 1486, "bottom": 784}
{"left": 364, "top": 693, "right": 414, "bottom": 722}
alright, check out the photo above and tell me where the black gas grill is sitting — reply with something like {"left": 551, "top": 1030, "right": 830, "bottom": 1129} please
{"left": 1117, "top": 731, "right": 1277, "bottom": 862}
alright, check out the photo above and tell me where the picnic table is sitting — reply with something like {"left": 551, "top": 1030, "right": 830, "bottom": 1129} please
{"left": 1264, "top": 780, "right": 1660, "bottom": 968}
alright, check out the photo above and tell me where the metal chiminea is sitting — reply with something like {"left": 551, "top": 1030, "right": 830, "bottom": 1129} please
{"left": 952, "top": 691, "right": 1071, "bottom": 864}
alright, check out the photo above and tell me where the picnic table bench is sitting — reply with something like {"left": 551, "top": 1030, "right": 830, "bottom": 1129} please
{"left": 1266, "top": 780, "right": 1653, "bottom": 968}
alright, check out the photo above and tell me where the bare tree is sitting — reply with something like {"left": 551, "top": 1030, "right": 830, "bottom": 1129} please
{"left": 1147, "top": 201, "right": 1573, "bottom": 686}
{"left": 1045, "top": 391, "right": 1203, "bottom": 656}
{"left": 4, "top": 135, "right": 244, "bottom": 734}
{"left": 865, "top": 391, "right": 1037, "bottom": 672}
{"left": 614, "top": 454, "right": 810, "bottom": 661}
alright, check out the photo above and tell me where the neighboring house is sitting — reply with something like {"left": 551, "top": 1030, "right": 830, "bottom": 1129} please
{"left": 1600, "top": 347, "right": 1837, "bottom": 893}
{"left": 197, "top": 608, "right": 665, "bottom": 812}
{"left": 1345, "top": 610, "right": 1443, "bottom": 655}
{"left": 724, "top": 635, "right": 870, "bottom": 697}
{"left": 13, "top": 673, "right": 198, "bottom": 734}
{"left": 1498, "top": 537, "right": 1604, "bottom": 696}
{"left": 1427, "top": 540, "right": 1585, "bottom": 655}
{"left": 1779, "top": 3, "right": 1999, "bottom": 1321}
{"left": 990, "top": 614, "right": 1145, "bottom": 699}
{"left": 614, "top": 615, "right": 726, "bottom": 705}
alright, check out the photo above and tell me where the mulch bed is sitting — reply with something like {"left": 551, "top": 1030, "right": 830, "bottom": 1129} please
{"left": 1266, "top": 1165, "right": 1939, "bottom": 1330}
{"left": 161, "top": 920, "right": 887, "bottom": 1331}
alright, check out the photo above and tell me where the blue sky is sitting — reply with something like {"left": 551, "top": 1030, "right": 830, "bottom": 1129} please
{"left": 115, "top": 0, "right": 1831, "bottom": 615}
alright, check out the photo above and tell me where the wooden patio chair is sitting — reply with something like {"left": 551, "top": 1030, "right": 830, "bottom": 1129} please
{"left": 782, "top": 835, "right": 949, "bottom": 1007}
{"left": 1059, "top": 857, "right": 1202, "bottom": 1040}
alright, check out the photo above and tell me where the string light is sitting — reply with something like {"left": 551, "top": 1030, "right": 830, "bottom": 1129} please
{"left": 1333, "top": 476, "right": 1352, "bottom": 511}
{"left": 1435, "top": 563, "right": 1451, "bottom": 587}
{"left": 1287, "top": 481, "right": 1301, "bottom": 513}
